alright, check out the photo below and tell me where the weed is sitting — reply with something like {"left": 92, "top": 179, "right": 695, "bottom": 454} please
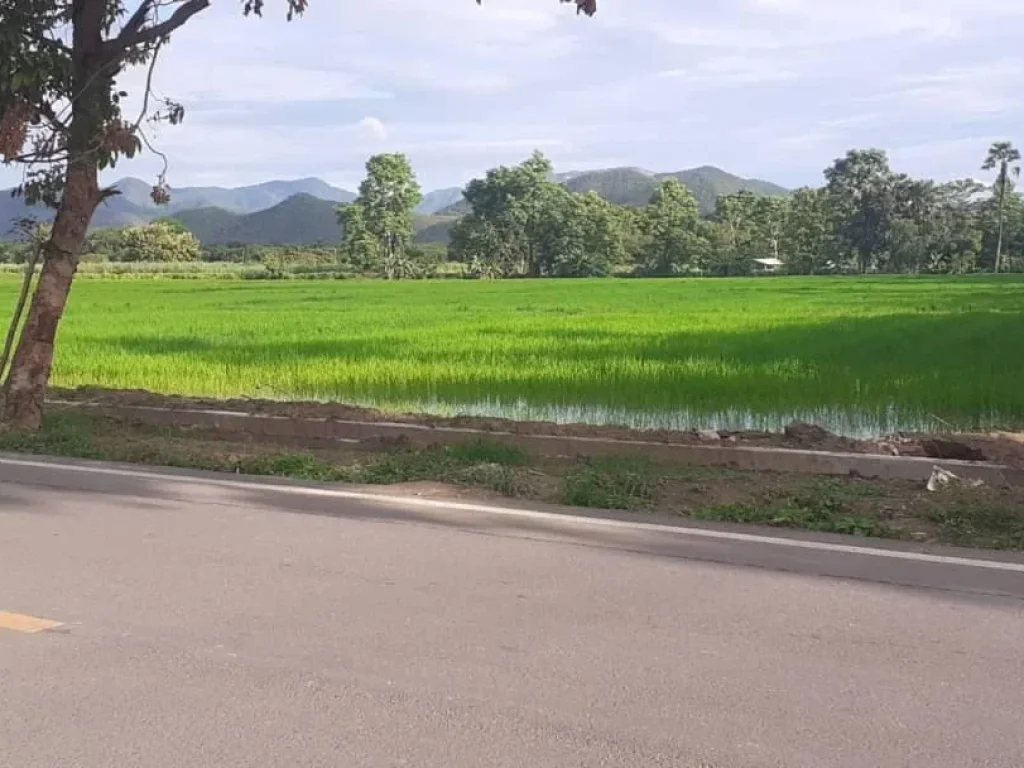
{"left": 454, "top": 462, "right": 525, "bottom": 497}
{"left": 927, "top": 499, "right": 1024, "bottom": 550}
{"left": 562, "top": 456, "right": 657, "bottom": 510}
{"left": 0, "top": 413, "right": 100, "bottom": 458}
{"left": 692, "top": 478, "right": 893, "bottom": 538}
{"left": 352, "top": 440, "right": 528, "bottom": 496}
{"left": 444, "top": 440, "right": 529, "bottom": 467}
{"left": 353, "top": 451, "right": 448, "bottom": 485}
{"left": 232, "top": 453, "right": 351, "bottom": 482}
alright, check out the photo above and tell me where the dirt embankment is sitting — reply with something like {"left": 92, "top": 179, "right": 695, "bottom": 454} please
{"left": 50, "top": 387, "right": 1024, "bottom": 469}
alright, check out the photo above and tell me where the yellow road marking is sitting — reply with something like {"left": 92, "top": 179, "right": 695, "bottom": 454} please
{"left": 0, "top": 611, "right": 63, "bottom": 634}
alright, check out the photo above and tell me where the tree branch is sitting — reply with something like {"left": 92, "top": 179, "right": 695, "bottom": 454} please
{"left": 37, "top": 102, "right": 68, "bottom": 133}
{"left": 104, "top": 0, "right": 210, "bottom": 58}
{"left": 118, "top": 1, "right": 156, "bottom": 43}
{"left": 477, "top": 0, "right": 596, "bottom": 14}
{"left": 8, "top": 149, "right": 71, "bottom": 165}
{"left": 132, "top": 42, "right": 163, "bottom": 131}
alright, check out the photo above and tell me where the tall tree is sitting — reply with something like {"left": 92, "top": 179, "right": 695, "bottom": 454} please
{"left": 0, "top": 0, "right": 596, "bottom": 430}
{"left": 450, "top": 151, "right": 555, "bottom": 276}
{"left": 337, "top": 203, "right": 380, "bottom": 272}
{"left": 710, "top": 191, "right": 789, "bottom": 275}
{"left": 345, "top": 154, "right": 422, "bottom": 280}
{"left": 781, "top": 187, "right": 835, "bottom": 274}
{"left": 935, "top": 180, "right": 985, "bottom": 274}
{"left": 824, "top": 149, "right": 900, "bottom": 273}
{"left": 714, "top": 191, "right": 759, "bottom": 269}
{"left": 982, "top": 141, "right": 1021, "bottom": 274}
{"left": 641, "top": 179, "right": 707, "bottom": 275}
{"left": 979, "top": 187, "right": 1024, "bottom": 273}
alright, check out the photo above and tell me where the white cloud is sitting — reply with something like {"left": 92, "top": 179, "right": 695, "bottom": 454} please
{"left": 866, "top": 60, "right": 1024, "bottom": 119}
{"left": 888, "top": 135, "right": 1009, "bottom": 182}
{"left": 660, "top": 56, "right": 797, "bottom": 85}
{"left": 2, "top": 0, "right": 1023, "bottom": 193}
{"left": 358, "top": 117, "right": 388, "bottom": 141}
{"left": 170, "top": 64, "right": 389, "bottom": 104}
{"left": 648, "top": 0, "right": 1024, "bottom": 51}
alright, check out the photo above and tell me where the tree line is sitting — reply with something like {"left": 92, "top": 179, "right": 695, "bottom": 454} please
{"left": 5, "top": 140, "right": 1017, "bottom": 282}
{"left": 340, "top": 143, "right": 1022, "bottom": 278}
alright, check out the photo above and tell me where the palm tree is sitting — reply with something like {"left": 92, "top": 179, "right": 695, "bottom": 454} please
{"left": 982, "top": 141, "right": 1021, "bottom": 274}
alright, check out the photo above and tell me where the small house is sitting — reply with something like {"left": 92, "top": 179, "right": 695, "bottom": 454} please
{"left": 753, "top": 257, "right": 783, "bottom": 275}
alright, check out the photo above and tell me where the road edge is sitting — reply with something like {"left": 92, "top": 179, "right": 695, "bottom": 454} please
{"left": 3, "top": 451, "right": 1023, "bottom": 575}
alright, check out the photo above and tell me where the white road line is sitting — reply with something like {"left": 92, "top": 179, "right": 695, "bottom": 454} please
{"left": 3, "top": 455, "right": 1024, "bottom": 574}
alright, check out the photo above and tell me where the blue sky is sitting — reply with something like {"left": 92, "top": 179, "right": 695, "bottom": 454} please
{"left": 5, "top": 0, "right": 1024, "bottom": 192}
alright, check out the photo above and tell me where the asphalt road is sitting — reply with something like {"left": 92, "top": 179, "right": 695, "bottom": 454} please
{"left": 2, "top": 455, "right": 1023, "bottom": 768}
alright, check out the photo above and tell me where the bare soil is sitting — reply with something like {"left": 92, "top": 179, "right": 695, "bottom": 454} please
{"left": 50, "top": 386, "right": 1024, "bottom": 469}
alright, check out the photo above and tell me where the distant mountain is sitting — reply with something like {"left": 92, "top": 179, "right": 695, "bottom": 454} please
{"left": 0, "top": 187, "right": 153, "bottom": 236}
{"left": 435, "top": 165, "right": 788, "bottom": 217}
{"left": 1, "top": 177, "right": 356, "bottom": 239}
{"left": 562, "top": 165, "right": 790, "bottom": 214}
{"left": 171, "top": 194, "right": 342, "bottom": 245}
{"left": 414, "top": 215, "right": 459, "bottom": 246}
{"left": 170, "top": 194, "right": 456, "bottom": 246}
{"left": 436, "top": 199, "right": 471, "bottom": 217}
{"left": 661, "top": 166, "right": 789, "bottom": 213}
{"left": 563, "top": 167, "right": 658, "bottom": 207}
{"left": 417, "top": 187, "right": 465, "bottom": 215}
{"left": 159, "top": 177, "right": 355, "bottom": 214}
{"left": 170, "top": 207, "right": 242, "bottom": 244}
{"left": 1, "top": 166, "right": 788, "bottom": 243}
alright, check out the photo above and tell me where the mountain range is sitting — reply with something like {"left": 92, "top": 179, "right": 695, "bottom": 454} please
{"left": 434, "top": 166, "right": 788, "bottom": 217}
{"left": 0, "top": 165, "right": 788, "bottom": 246}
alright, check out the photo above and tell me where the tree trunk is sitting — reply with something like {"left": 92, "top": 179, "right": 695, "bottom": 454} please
{"left": 1, "top": 160, "right": 100, "bottom": 430}
{"left": 994, "top": 174, "right": 1007, "bottom": 274}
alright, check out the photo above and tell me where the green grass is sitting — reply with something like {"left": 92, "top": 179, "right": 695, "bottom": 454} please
{"left": 0, "top": 415, "right": 529, "bottom": 496}
{"left": 563, "top": 457, "right": 657, "bottom": 510}
{"left": 925, "top": 497, "right": 1024, "bottom": 551}
{"left": 352, "top": 440, "right": 529, "bottom": 495}
{"left": 691, "top": 479, "right": 894, "bottom": 538}
{"left": 2, "top": 275, "right": 1023, "bottom": 434}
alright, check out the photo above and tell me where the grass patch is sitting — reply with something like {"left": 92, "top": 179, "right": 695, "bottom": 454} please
{"left": 0, "top": 413, "right": 103, "bottom": 458}
{"left": 0, "top": 416, "right": 530, "bottom": 496}
{"left": 1, "top": 275, "right": 1021, "bottom": 433}
{"left": 349, "top": 440, "right": 529, "bottom": 496}
{"left": 691, "top": 478, "right": 895, "bottom": 538}
{"left": 232, "top": 453, "right": 352, "bottom": 482}
{"left": 926, "top": 496, "right": 1024, "bottom": 550}
{"left": 695, "top": 503, "right": 891, "bottom": 538}
{"left": 443, "top": 440, "right": 530, "bottom": 467}
{"left": 562, "top": 456, "right": 657, "bottom": 510}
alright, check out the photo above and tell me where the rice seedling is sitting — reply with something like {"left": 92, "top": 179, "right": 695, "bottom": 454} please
{"left": 1, "top": 274, "right": 1021, "bottom": 435}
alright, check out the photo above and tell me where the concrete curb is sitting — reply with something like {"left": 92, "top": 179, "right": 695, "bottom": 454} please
{"left": 51, "top": 399, "right": 1024, "bottom": 487}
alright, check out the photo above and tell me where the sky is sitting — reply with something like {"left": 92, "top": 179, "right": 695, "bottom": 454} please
{"left": 4, "top": 0, "right": 1024, "bottom": 193}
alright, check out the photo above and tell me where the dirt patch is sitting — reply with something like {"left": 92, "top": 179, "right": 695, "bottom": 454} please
{"left": 887, "top": 432, "right": 1024, "bottom": 469}
{"left": 49, "top": 386, "right": 1024, "bottom": 468}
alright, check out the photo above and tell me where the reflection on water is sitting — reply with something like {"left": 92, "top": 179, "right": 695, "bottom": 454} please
{"left": 351, "top": 396, "right": 1009, "bottom": 439}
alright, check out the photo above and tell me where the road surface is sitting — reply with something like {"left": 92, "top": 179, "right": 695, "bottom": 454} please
{"left": 2, "top": 454, "right": 1023, "bottom": 767}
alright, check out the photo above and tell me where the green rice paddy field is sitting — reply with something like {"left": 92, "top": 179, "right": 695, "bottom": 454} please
{"left": 4, "top": 275, "right": 1023, "bottom": 436}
